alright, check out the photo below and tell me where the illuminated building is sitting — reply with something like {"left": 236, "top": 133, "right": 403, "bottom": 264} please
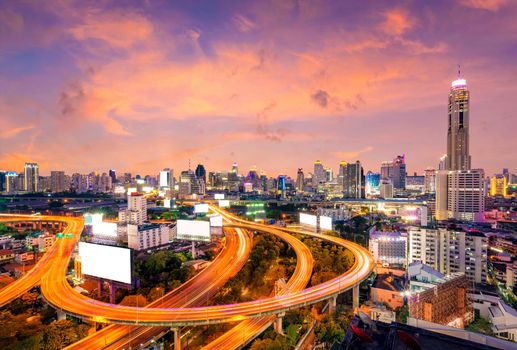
{"left": 339, "top": 161, "right": 365, "bottom": 198}
{"left": 447, "top": 75, "right": 471, "bottom": 171}
{"left": 408, "top": 227, "right": 487, "bottom": 283}
{"left": 406, "top": 173, "right": 425, "bottom": 193}
{"left": 159, "top": 168, "right": 172, "bottom": 188}
{"left": 325, "top": 168, "right": 333, "bottom": 182}
{"left": 365, "top": 171, "right": 380, "bottom": 195}
{"left": 0, "top": 171, "right": 5, "bottom": 192}
{"left": 109, "top": 169, "right": 117, "bottom": 184}
{"left": 277, "top": 175, "right": 286, "bottom": 198}
{"left": 368, "top": 230, "right": 407, "bottom": 267}
{"left": 128, "top": 223, "right": 169, "bottom": 250}
{"left": 5, "top": 172, "right": 17, "bottom": 193}
{"left": 436, "top": 75, "right": 484, "bottom": 222}
{"left": 295, "top": 168, "right": 304, "bottom": 192}
{"left": 24, "top": 162, "right": 39, "bottom": 192}
{"left": 119, "top": 193, "right": 147, "bottom": 225}
{"left": 490, "top": 174, "right": 507, "bottom": 197}
{"left": 312, "top": 160, "right": 326, "bottom": 188}
{"left": 50, "top": 171, "right": 65, "bottom": 193}
{"left": 231, "top": 162, "right": 238, "bottom": 175}
{"left": 424, "top": 168, "right": 436, "bottom": 194}
{"left": 195, "top": 164, "right": 206, "bottom": 183}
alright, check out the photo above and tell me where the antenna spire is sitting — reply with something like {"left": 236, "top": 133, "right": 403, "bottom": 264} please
{"left": 457, "top": 64, "right": 461, "bottom": 79}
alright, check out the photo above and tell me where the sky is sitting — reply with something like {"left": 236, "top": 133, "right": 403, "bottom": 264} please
{"left": 0, "top": 0, "right": 516, "bottom": 178}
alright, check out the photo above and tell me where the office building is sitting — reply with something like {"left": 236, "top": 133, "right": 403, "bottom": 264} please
{"left": 0, "top": 171, "right": 5, "bottom": 192}
{"left": 5, "top": 172, "right": 17, "bottom": 193}
{"left": 381, "top": 155, "right": 406, "bottom": 190}
{"left": 295, "top": 168, "right": 304, "bottom": 192}
{"left": 127, "top": 223, "right": 170, "bottom": 250}
{"left": 447, "top": 76, "right": 471, "bottom": 171}
{"left": 119, "top": 193, "right": 147, "bottom": 225}
{"left": 406, "top": 173, "right": 425, "bottom": 193}
{"left": 312, "top": 160, "right": 326, "bottom": 188}
{"left": 159, "top": 168, "right": 172, "bottom": 188}
{"left": 50, "top": 171, "right": 66, "bottom": 193}
{"left": 109, "top": 169, "right": 117, "bottom": 184}
{"left": 380, "top": 180, "right": 394, "bottom": 199}
{"left": 425, "top": 168, "right": 437, "bottom": 194}
{"left": 195, "top": 164, "right": 206, "bottom": 183}
{"left": 24, "top": 162, "right": 39, "bottom": 192}
{"left": 368, "top": 230, "right": 407, "bottom": 267}
{"left": 339, "top": 161, "right": 364, "bottom": 198}
{"left": 365, "top": 171, "right": 380, "bottom": 196}
{"left": 408, "top": 227, "right": 487, "bottom": 283}
{"left": 490, "top": 174, "right": 508, "bottom": 197}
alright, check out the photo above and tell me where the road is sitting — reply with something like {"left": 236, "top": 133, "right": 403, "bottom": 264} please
{"left": 65, "top": 226, "right": 252, "bottom": 350}
{"left": 40, "top": 206, "right": 374, "bottom": 326}
{"left": 0, "top": 214, "right": 82, "bottom": 308}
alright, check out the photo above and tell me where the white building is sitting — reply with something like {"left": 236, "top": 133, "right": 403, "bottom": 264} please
{"left": 119, "top": 193, "right": 147, "bottom": 225}
{"left": 489, "top": 300, "right": 517, "bottom": 342}
{"left": 127, "top": 224, "right": 170, "bottom": 251}
{"left": 380, "top": 180, "right": 394, "bottom": 199}
{"left": 368, "top": 230, "right": 407, "bottom": 267}
{"left": 316, "top": 207, "right": 350, "bottom": 221}
{"left": 408, "top": 226, "right": 488, "bottom": 283}
{"left": 159, "top": 168, "right": 172, "bottom": 188}
{"left": 407, "top": 261, "right": 446, "bottom": 294}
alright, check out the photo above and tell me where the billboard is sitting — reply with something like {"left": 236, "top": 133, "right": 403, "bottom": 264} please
{"left": 214, "top": 193, "right": 225, "bottom": 200}
{"left": 218, "top": 200, "right": 230, "bottom": 208}
{"left": 319, "top": 216, "right": 333, "bottom": 231}
{"left": 164, "top": 199, "right": 171, "bottom": 208}
{"left": 92, "top": 222, "right": 117, "bottom": 237}
{"left": 84, "top": 213, "right": 103, "bottom": 226}
{"left": 194, "top": 203, "right": 209, "bottom": 213}
{"left": 78, "top": 242, "right": 132, "bottom": 284}
{"left": 209, "top": 215, "right": 223, "bottom": 227}
{"left": 176, "top": 220, "right": 211, "bottom": 242}
{"left": 299, "top": 213, "right": 317, "bottom": 227}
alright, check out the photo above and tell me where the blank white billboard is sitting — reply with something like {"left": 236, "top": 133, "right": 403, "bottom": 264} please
{"left": 176, "top": 220, "right": 211, "bottom": 242}
{"left": 218, "top": 200, "right": 230, "bottom": 208}
{"left": 92, "top": 222, "right": 117, "bottom": 237}
{"left": 214, "top": 193, "right": 225, "bottom": 200}
{"left": 194, "top": 203, "right": 209, "bottom": 213}
{"left": 209, "top": 215, "right": 223, "bottom": 227}
{"left": 299, "top": 213, "right": 317, "bottom": 227}
{"left": 163, "top": 199, "right": 171, "bottom": 208}
{"left": 78, "top": 242, "right": 132, "bottom": 284}
{"left": 84, "top": 213, "right": 103, "bottom": 226}
{"left": 320, "top": 216, "right": 333, "bottom": 231}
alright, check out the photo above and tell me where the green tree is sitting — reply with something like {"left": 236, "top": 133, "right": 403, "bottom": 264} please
{"left": 40, "top": 320, "right": 89, "bottom": 350}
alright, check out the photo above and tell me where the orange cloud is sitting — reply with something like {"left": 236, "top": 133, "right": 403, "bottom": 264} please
{"left": 0, "top": 125, "right": 34, "bottom": 139}
{"left": 381, "top": 8, "right": 414, "bottom": 36}
{"left": 461, "top": 0, "right": 508, "bottom": 11}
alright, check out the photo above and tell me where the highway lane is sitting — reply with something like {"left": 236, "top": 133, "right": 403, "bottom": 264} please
{"left": 0, "top": 214, "right": 82, "bottom": 308}
{"left": 65, "top": 226, "right": 252, "bottom": 350}
{"left": 40, "top": 206, "right": 374, "bottom": 326}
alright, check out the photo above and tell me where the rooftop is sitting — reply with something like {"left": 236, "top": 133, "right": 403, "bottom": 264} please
{"left": 372, "top": 274, "right": 405, "bottom": 292}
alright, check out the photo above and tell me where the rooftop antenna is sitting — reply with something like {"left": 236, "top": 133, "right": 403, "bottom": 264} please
{"left": 457, "top": 64, "right": 461, "bottom": 79}
{"left": 188, "top": 158, "right": 191, "bottom": 171}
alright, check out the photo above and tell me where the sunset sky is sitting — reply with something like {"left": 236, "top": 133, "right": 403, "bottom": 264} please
{"left": 1, "top": 0, "right": 516, "bottom": 177}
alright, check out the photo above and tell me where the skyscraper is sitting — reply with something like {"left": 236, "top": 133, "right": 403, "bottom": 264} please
{"left": 312, "top": 160, "right": 326, "bottom": 188}
{"left": 339, "top": 161, "right": 365, "bottom": 199}
{"left": 436, "top": 74, "right": 484, "bottom": 222}
{"left": 447, "top": 75, "right": 471, "bottom": 171}
{"left": 109, "top": 169, "right": 117, "bottom": 184}
{"left": 296, "top": 168, "right": 304, "bottom": 192}
{"left": 195, "top": 164, "right": 206, "bottom": 183}
{"left": 380, "top": 156, "right": 406, "bottom": 190}
{"left": 50, "top": 171, "right": 66, "bottom": 193}
{"left": 365, "top": 171, "right": 381, "bottom": 196}
{"left": 424, "top": 168, "right": 436, "bottom": 194}
{"left": 159, "top": 168, "right": 172, "bottom": 188}
{"left": 24, "top": 162, "right": 39, "bottom": 192}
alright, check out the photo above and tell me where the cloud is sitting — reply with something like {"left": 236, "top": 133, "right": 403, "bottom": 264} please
{"left": 233, "top": 14, "right": 255, "bottom": 32}
{"left": 333, "top": 146, "right": 374, "bottom": 160}
{"left": 381, "top": 8, "right": 414, "bottom": 36}
{"left": 69, "top": 11, "right": 153, "bottom": 49}
{"left": 311, "top": 89, "right": 330, "bottom": 108}
{"left": 0, "top": 125, "right": 34, "bottom": 139}
{"left": 460, "top": 0, "right": 508, "bottom": 11}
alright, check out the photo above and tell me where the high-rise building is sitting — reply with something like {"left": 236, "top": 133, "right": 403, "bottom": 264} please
{"left": 296, "top": 168, "right": 304, "bottom": 192}
{"left": 231, "top": 162, "right": 238, "bottom": 175}
{"left": 490, "top": 174, "right": 507, "bottom": 197}
{"left": 339, "top": 161, "right": 364, "bottom": 198}
{"left": 424, "top": 168, "right": 436, "bottom": 194}
{"left": 195, "top": 164, "right": 206, "bottom": 186}
{"left": 0, "top": 171, "right": 6, "bottom": 192}
{"left": 50, "top": 171, "right": 66, "bottom": 193}
{"left": 365, "top": 171, "right": 381, "bottom": 196}
{"left": 5, "top": 172, "right": 17, "bottom": 193}
{"left": 109, "top": 169, "right": 117, "bottom": 184}
{"left": 24, "top": 162, "right": 39, "bottom": 192}
{"left": 436, "top": 74, "right": 484, "bottom": 222}
{"left": 447, "top": 76, "right": 471, "bottom": 171}
{"left": 380, "top": 156, "right": 406, "bottom": 189}
{"left": 408, "top": 227, "right": 487, "bottom": 283}
{"left": 325, "top": 168, "right": 333, "bottom": 182}
{"left": 119, "top": 193, "right": 147, "bottom": 225}
{"left": 277, "top": 175, "right": 286, "bottom": 198}
{"left": 379, "top": 180, "right": 394, "bottom": 199}
{"left": 312, "top": 160, "right": 326, "bottom": 188}
{"left": 159, "top": 168, "right": 172, "bottom": 188}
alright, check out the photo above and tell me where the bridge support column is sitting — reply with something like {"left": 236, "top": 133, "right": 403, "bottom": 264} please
{"left": 57, "top": 310, "right": 66, "bottom": 321}
{"left": 274, "top": 313, "right": 285, "bottom": 335}
{"left": 329, "top": 295, "right": 337, "bottom": 314}
{"left": 353, "top": 285, "right": 360, "bottom": 309}
{"left": 172, "top": 328, "right": 181, "bottom": 350}
{"left": 109, "top": 282, "right": 117, "bottom": 304}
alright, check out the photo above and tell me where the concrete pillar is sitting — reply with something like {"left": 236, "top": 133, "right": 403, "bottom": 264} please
{"left": 191, "top": 242, "right": 196, "bottom": 259}
{"left": 353, "top": 285, "right": 360, "bottom": 309}
{"left": 109, "top": 282, "right": 117, "bottom": 304}
{"left": 329, "top": 295, "right": 337, "bottom": 314}
{"left": 274, "top": 316, "right": 283, "bottom": 335}
{"left": 57, "top": 310, "right": 66, "bottom": 321}
{"left": 172, "top": 328, "right": 181, "bottom": 350}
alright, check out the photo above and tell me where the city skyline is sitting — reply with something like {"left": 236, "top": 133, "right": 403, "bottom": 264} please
{"left": 1, "top": 1, "right": 516, "bottom": 176}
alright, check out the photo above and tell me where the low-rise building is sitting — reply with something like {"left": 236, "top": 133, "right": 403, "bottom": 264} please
{"left": 37, "top": 234, "right": 56, "bottom": 252}
{"left": 489, "top": 300, "right": 517, "bottom": 342}
{"left": 127, "top": 224, "right": 170, "bottom": 251}
{"left": 370, "top": 273, "right": 406, "bottom": 310}
{"left": 369, "top": 230, "right": 407, "bottom": 267}
{"left": 0, "top": 249, "right": 15, "bottom": 263}
{"left": 407, "top": 261, "right": 446, "bottom": 294}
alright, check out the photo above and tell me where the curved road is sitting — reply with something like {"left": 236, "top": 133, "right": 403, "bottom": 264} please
{"left": 40, "top": 206, "right": 374, "bottom": 326}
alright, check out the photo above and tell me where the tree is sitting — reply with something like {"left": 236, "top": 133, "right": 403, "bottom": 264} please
{"left": 40, "top": 320, "right": 89, "bottom": 350}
